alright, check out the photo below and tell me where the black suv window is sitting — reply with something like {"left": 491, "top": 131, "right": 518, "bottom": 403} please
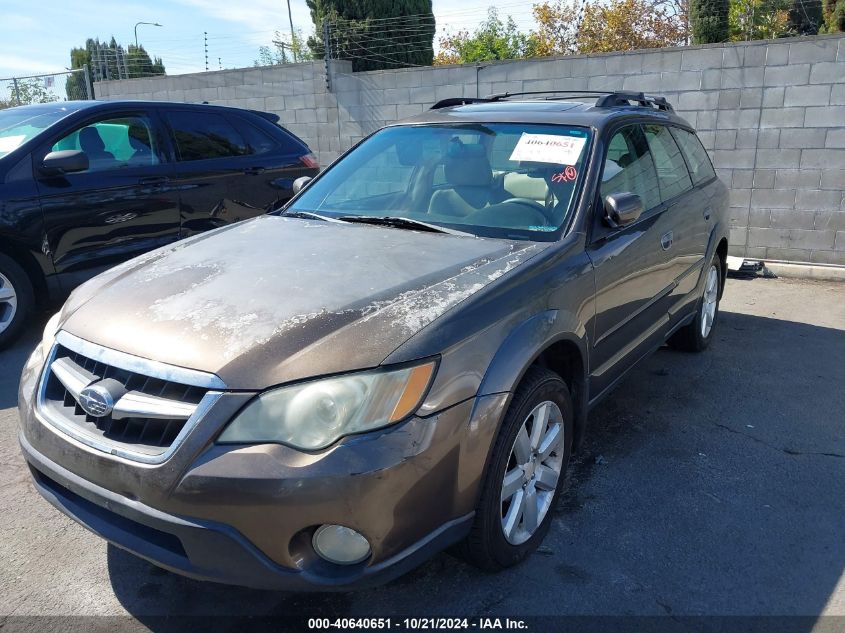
{"left": 671, "top": 127, "right": 716, "bottom": 186}
{"left": 643, "top": 124, "right": 693, "bottom": 202}
{"left": 230, "top": 117, "right": 278, "bottom": 155}
{"left": 50, "top": 115, "right": 160, "bottom": 172}
{"left": 600, "top": 125, "right": 661, "bottom": 212}
{"left": 166, "top": 110, "right": 249, "bottom": 161}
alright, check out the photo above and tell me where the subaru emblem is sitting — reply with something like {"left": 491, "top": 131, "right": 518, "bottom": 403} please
{"left": 78, "top": 384, "right": 115, "bottom": 418}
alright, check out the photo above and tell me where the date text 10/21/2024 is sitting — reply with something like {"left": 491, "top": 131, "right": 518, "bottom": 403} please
{"left": 307, "top": 618, "right": 529, "bottom": 630}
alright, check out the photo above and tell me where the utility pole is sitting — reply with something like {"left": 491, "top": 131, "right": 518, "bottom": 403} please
{"left": 83, "top": 64, "right": 93, "bottom": 99}
{"left": 12, "top": 77, "right": 20, "bottom": 106}
{"left": 323, "top": 20, "right": 331, "bottom": 91}
{"left": 286, "top": 0, "right": 297, "bottom": 62}
{"left": 204, "top": 31, "right": 209, "bottom": 71}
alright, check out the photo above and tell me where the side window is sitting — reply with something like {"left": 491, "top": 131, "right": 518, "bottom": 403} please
{"left": 643, "top": 124, "right": 693, "bottom": 202}
{"left": 671, "top": 127, "right": 716, "bottom": 186}
{"left": 165, "top": 111, "right": 250, "bottom": 161}
{"left": 50, "top": 115, "right": 160, "bottom": 172}
{"left": 600, "top": 125, "right": 661, "bottom": 213}
{"left": 230, "top": 116, "right": 279, "bottom": 155}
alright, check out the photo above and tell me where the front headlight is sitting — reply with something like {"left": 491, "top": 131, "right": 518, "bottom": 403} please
{"left": 41, "top": 312, "right": 61, "bottom": 356}
{"left": 218, "top": 361, "right": 437, "bottom": 451}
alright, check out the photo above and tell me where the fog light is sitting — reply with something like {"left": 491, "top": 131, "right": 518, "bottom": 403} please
{"left": 312, "top": 524, "right": 371, "bottom": 565}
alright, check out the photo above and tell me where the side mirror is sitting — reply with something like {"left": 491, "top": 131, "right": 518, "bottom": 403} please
{"left": 292, "top": 176, "right": 312, "bottom": 195}
{"left": 604, "top": 192, "right": 643, "bottom": 228}
{"left": 40, "top": 150, "right": 89, "bottom": 176}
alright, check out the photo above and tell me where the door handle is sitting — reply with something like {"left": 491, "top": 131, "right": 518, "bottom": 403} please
{"left": 139, "top": 176, "right": 169, "bottom": 186}
{"left": 703, "top": 206, "right": 712, "bottom": 221}
{"left": 661, "top": 231, "right": 673, "bottom": 250}
{"left": 243, "top": 166, "right": 266, "bottom": 175}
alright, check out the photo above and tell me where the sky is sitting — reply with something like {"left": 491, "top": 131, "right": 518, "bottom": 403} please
{"left": 0, "top": 0, "right": 541, "bottom": 79}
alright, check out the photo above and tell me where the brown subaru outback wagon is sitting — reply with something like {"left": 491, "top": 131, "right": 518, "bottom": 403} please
{"left": 19, "top": 91, "right": 728, "bottom": 590}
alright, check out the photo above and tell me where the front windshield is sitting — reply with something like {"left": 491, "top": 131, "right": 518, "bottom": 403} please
{"left": 289, "top": 123, "right": 592, "bottom": 240}
{"left": 0, "top": 107, "right": 70, "bottom": 158}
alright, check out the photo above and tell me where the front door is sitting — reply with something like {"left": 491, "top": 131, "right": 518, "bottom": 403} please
{"left": 34, "top": 110, "right": 180, "bottom": 289}
{"left": 586, "top": 123, "right": 676, "bottom": 400}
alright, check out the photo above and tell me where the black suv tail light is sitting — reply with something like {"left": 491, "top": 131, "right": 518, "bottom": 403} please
{"left": 299, "top": 153, "right": 319, "bottom": 169}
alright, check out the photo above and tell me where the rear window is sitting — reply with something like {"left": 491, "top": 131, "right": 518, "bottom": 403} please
{"left": 230, "top": 116, "right": 279, "bottom": 155}
{"left": 643, "top": 124, "right": 693, "bottom": 202}
{"left": 671, "top": 127, "right": 716, "bottom": 186}
{"left": 165, "top": 110, "right": 250, "bottom": 161}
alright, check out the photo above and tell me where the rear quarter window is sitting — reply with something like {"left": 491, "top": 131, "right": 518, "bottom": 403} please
{"left": 671, "top": 127, "right": 717, "bottom": 186}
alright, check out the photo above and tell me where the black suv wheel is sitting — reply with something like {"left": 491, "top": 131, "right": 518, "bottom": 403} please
{"left": 0, "top": 253, "right": 34, "bottom": 350}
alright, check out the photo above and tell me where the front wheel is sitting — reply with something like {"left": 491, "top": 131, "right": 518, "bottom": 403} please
{"left": 0, "top": 253, "right": 34, "bottom": 350}
{"left": 668, "top": 256, "right": 721, "bottom": 353}
{"left": 460, "top": 366, "right": 573, "bottom": 571}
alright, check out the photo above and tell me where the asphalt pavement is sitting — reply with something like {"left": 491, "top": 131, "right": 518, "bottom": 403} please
{"left": 0, "top": 277, "right": 843, "bottom": 627}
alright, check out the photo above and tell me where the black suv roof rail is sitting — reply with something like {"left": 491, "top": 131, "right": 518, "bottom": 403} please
{"left": 430, "top": 90, "right": 674, "bottom": 112}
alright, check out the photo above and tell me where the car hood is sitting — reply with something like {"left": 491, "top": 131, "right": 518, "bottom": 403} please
{"left": 60, "top": 215, "right": 548, "bottom": 389}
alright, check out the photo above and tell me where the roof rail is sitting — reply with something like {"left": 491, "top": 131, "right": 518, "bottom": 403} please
{"left": 431, "top": 90, "right": 674, "bottom": 112}
{"left": 486, "top": 89, "right": 614, "bottom": 101}
{"left": 430, "top": 97, "right": 492, "bottom": 109}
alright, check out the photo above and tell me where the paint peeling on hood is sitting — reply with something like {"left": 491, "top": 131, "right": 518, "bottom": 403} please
{"left": 60, "top": 215, "right": 548, "bottom": 389}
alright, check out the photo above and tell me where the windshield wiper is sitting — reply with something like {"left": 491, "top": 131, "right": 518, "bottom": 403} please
{"left": 280, "top": 210, "right": 347, "bottom": 223}
{"left": 338, "top": 215, "right": 472, "bottom": 236}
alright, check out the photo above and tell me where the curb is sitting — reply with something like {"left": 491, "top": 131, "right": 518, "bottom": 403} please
{"left": 763, "top": 261, "right": 845, "bottom": 282}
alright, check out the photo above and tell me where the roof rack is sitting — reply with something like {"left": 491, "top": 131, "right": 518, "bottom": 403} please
{"left": 430, "top": 97, "right": 493, "bottom": 109}
{"left": 430, "top": 90, "right": 674, "bottom": 112}
{"left": 594, "top": 91, "right": 674, "bottom": 112}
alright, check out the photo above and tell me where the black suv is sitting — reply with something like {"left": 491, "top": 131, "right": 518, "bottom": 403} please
{"left": 0, "top": 100, "right": 318, "bottom": 347}
{"left": 19, "top": 91, "right": 729, "bottom": 590}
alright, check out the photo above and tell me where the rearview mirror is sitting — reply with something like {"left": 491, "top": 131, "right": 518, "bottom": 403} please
{"left": 604, "top": 192, "right": 643, "bottom": 228}
{"left": 292, "top": 176, "right": 312, "bottom": 195}
{"left": 40, "top": 150, "right": 89, "bottom": 176}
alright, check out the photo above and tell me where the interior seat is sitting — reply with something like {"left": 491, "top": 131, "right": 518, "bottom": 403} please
{"left": 428, "top": 144, "right": 493, "bottom": 217}
{"left": 79, "top": 126, "right": 116, "bottom": 170}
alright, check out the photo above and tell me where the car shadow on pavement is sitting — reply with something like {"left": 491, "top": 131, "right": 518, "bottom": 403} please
{"left": 92, "top": 308, "right": 845, "bottom": 625}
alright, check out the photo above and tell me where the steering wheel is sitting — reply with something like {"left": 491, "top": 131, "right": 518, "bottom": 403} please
{"left": 500, "top": 197, "right": 555, "bottom": 226}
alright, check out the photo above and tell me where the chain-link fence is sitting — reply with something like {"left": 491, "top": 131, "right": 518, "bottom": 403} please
{"left": 0, "top": 67, "right": 92, "bottom": 109}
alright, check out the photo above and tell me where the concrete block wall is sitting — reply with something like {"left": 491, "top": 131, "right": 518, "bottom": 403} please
{"left": 96, "top": 34, "right": 845, "bottom": 265}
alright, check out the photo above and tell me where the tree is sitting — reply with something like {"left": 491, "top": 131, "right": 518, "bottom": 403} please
{"left": 729, "top": 0, "right": 793, "bottom": 39}
{"left": 531, "top": 1, "right": 580, "bottom": 56}
{"left": 577, "top": 0, "right": 689, "bottom": 53}
{"left": 435, "top": 8, "right": 539, "bottom": 64}
{"left": 821, "top": 0, "right": 845, "bottom": 31}
{"left": 66, "top": 37, "right": 165, "bottom": 99}
{"left": 788, "top": 0, "right": 823, "bottom": 33}
{"left": 690, "top": 0, "right": 730, "bottom": 42}
{"left": 256, "top": 29, "right": 311, "bottom": 66}
{"left": 3, "top": 78, "right": 58, "bottom": 108}
{"left": 306, "top": 0, "right": 435, "bottom": 71}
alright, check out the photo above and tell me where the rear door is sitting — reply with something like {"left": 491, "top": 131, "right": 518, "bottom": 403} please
{"left": 161, "top": 108, "right": 252, "bottom": 237}
{"left": 34, "top": 108, "right": 180, "bottom": 289}
{"left": 642, "top": 124, "right": 706, "bottom": 326}
{"left": 586, "top": 123, "right": 677, "bottom": 400}
{"left": 227, "top": 113, "right": 317, "bottom": 213}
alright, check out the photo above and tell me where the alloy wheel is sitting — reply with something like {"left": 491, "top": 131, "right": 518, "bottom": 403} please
{"left": 701, "top": 264, "right": 719, "bottom": 339}
{"left": 0, "top": 271, "right": 18, "bottom": 336}
{"left": 500, "top": 400, "right": 565, "bottom": 545}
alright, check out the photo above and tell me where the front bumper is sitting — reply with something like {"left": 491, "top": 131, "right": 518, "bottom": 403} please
{"left": 19, "top": 346, "right": 509, "bottom": 590}
{"left": 21, "top": 431, "right": 473, "bottom": 591}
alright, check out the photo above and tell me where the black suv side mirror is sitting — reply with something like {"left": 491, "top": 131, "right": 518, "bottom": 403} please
{"left": 292, "top": 176, "right": 312, "bottom": 195}
{"left": 40, "top": 150, "right": 89, "bottom": 176}
{"left": 603, "top": 192, "right": 643, "bottom": 228}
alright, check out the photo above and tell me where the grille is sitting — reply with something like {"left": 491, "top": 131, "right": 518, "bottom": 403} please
{"left": 40, "top": 344, "right": 209, "bottom": 455}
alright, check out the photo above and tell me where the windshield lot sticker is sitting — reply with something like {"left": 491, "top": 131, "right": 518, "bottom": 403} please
{"left": 551, "top": 166, "right": 578, "bottom": 183}
{"left": 509, "top": 133, "right": 586, "bottom": 165}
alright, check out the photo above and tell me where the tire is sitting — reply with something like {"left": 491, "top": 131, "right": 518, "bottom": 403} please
{"left": 668, "top": 255, "right": 722, "bottom": 353}
{"left": 460, "top": 366, "right": 574, "bottom": 571}
{"left": 0, "top": 253, "right": 34, "bottom": 351}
